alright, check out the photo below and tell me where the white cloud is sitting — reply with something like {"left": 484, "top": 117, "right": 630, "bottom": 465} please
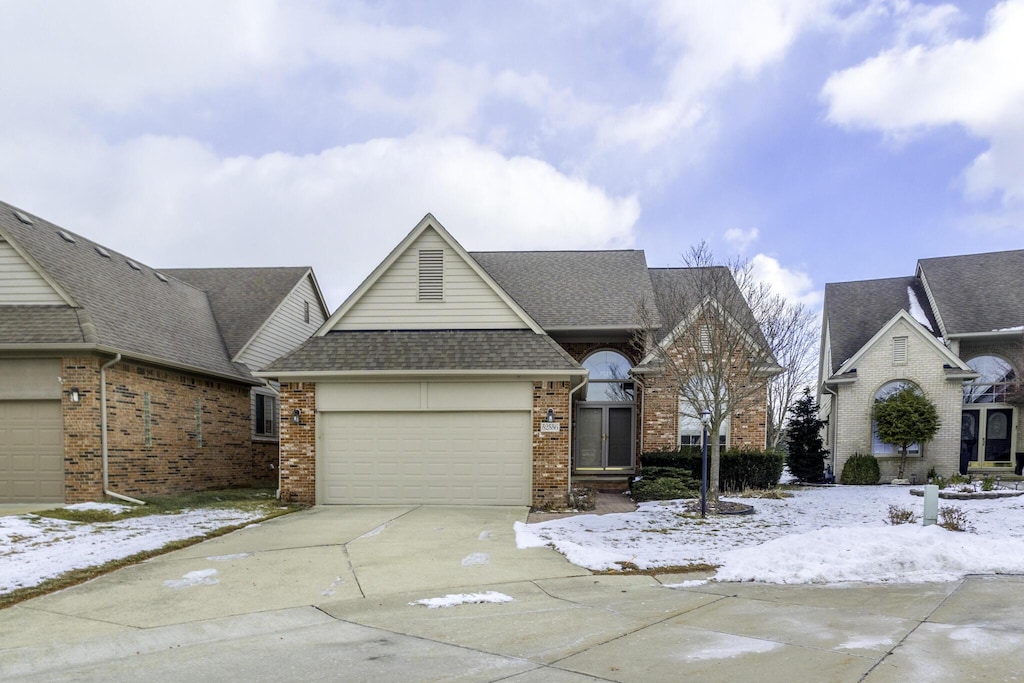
{"left": 0, "top": 133, "right": 639, "bottom": 307}
{"left": 0, "top": 0, "right": 442, "bottom": 115}
{"left": 750, "top": 254, "right": 821, "bottom": 308}
{"left": 724, "top": 227, "right": 760, "bottom": 252}
{"left": 822, "top": 0, "right": 1024, "bottom": 204}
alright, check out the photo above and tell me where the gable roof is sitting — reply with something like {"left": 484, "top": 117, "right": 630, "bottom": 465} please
{"left": 320, "top": 214, "right": 544, "bottom": 335}
{"left": 164, "top": 266, "right": 321, "bottom": 359}
{"left": 822, "top": 276, "right": 939, "bottom": 377}
{"left": 470, "top": 250, "right": 660, "bottom": 330}
{"left": 261, "top": 329, "right": 583, "bottom": 377}
{"left": 0, "top": 200, "right": 254, "bottom": 383}
{"left": 917, "top": 249, "right": 1024, "bottom": 336}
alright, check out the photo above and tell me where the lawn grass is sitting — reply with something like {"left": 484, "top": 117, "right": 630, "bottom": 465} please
{"left": 0, "top": 488, "right": 304, "bottom": 610}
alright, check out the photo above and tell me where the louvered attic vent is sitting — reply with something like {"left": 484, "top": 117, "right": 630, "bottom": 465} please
{"left": 418, "top": 249, "right": 444, "bottom": 301}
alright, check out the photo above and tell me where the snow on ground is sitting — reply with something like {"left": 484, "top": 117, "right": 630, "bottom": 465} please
{"left": 515, "top": 485, "right": 1024, "bottom": 584}
{"left": 409, "top": 591, "right": 515, "bottom": 608}
{"left": 0, "top": 508, "right": 263, "bottom": 594}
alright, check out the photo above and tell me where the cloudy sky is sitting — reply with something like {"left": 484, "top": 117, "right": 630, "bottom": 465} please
{"left": 2, "top": 0, "right": 1021, "bottom": 311}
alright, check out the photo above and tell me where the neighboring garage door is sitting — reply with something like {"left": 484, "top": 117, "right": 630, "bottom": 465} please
{"left": 321, "top": 411, "right": 531, "bottom": 505}
{"left": 0, "top": 400, "right": 64, "bottom": 503}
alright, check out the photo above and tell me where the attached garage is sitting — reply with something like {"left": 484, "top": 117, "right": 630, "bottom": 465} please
{"left": 316, "top": 380, "right": 534, "bottom": 505}
{"left": 0, "top": 400, "right": 63, "bottom": 503}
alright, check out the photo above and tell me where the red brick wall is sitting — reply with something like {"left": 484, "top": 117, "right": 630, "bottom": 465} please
{"left": 640, "top": 371, "right": 680, "bottom": 452}
{"left": 532, "top": 380, "right": 571, "bottom": 507}
{"left": 278, "top": 382, "right": 316, "bottom": 504}
{"left": 61, "top": 355, "right": 272, "bottom": 502}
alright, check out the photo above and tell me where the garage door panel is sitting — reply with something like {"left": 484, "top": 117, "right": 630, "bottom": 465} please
{"left": 320, "top": 411, "right": 531, "bottom": 505}
{"left": 1, "top": 400, "right": 64, "bottom": 503}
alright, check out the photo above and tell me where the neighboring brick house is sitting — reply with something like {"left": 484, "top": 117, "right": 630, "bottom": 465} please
{"left": 261, "top": 214, "right": 773, "bottom": 507}
{"left": 0, "top": 200, "right": 328, "bottom": 504}
{"left": 819, "top": 249, "right": 1024, "bottom": 482}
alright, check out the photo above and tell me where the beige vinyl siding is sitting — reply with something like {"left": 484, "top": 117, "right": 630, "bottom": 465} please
{"left": 332, "top": 230, "right": 529, "bottom": 330}
{"left": 238, "top": 275, "right": 326, "bottom": 370}
{"left": 0, "top": 240, "right": 65, "bottom": 305}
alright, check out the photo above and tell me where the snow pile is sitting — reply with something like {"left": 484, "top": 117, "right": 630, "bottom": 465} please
{"left": 63, "top": 502, "right": 132, "bottom": 513}
{"left": 516, "top": 486, "right": 1024, "bottom": 584}
{"left": 0, "top": 508, "right": 263, "bottom": 594}
{"left": 409, "top": 591, "right": 514, "bottom": 608}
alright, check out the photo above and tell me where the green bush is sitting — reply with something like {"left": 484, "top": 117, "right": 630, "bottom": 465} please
{"left": 839, "top": 453, "right": 880, "bottom": 485}
{"left": 639, "top": 448, "right": 783, "bottom": 493}
{"left": 630, "top": 476, "right": 698, "bottom": 502}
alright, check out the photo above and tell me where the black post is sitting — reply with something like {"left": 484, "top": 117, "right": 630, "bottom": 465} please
{"left": 701, "top": 422, "right": 708, "bottom": 518}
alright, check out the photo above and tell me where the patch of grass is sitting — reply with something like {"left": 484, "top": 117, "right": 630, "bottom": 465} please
{"left": 0, "top": 489, "right": 303, "bottom": 610}
{"left": 34, "top": 488, "right": 282, "bottom": 523}
{"left": 735, "top": 489, "right": 793, "bottom": 499}
{"left": 594, "top": 562, "right": 719, "bottom": 576}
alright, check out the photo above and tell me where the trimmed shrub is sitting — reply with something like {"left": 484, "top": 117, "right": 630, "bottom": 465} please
{"left": 631, "top": 476, "right": 698, "bottom": 502}
{"left": 639, "top": 448, "right": 783, "bottom": 493}
{"left": 839, "top": 453, "right": 880, "bottom": 485}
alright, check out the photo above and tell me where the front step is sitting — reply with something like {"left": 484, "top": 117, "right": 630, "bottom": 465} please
{"left": 572, "top": 474, "right": 633, "bottom": 493}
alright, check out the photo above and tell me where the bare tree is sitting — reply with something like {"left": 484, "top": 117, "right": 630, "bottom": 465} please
{"left": 635, "top": 242, "right": 803, "bottom": 508}
{"left": 764, "top": 301, "right": 818, "bottom": 451}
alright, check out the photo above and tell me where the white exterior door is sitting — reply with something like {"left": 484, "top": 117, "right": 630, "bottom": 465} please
{"left": 0, "top": 400, "right": 64, "bottom": 503}
{"left": 319, "top": 411, "right": 531, "bottom": 505}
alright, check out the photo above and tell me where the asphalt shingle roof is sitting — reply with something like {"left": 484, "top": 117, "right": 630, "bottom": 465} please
{"left": 823, "top": 276, "right": 938, "bottom": 375}
{"left": 470, "top": 250, "right": 659, "bottom": 330}
{"left": 0, "top": 201, "right": 253, "bottom": 382}
{"left": 918, "top": 249, "right": 1024, "bottom": 335}
{"left": 164, "top": 267, "right": 310, "bottom": 358}
{"left": 265, "top": 330, "right": 582, "bottom": 373}
{"left": 0, "top": 306, "right": 88, "bottom": 344}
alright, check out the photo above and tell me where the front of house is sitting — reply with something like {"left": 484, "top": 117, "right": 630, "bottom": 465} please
{"left": 263, "top": 215, "right": 771, "bottom": 507}
{"left": 819, "top": 249, "right": 1024, "bottom": 482}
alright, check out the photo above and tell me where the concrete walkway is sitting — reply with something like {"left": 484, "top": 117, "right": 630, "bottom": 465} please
{"left": 2, "top": 505, "right": 1023, "bottom": 682}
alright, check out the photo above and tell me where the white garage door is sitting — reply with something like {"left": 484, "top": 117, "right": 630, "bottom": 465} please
{"left": 320, "top": 411, "right": 531, "bottom": 505}
{"left": 0, "top": 400, "right": 64, "bottom": 503}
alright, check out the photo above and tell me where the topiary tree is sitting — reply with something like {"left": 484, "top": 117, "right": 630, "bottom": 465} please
{"left": 872, "top": 387, "right": 940, "bottom": 480}
{"left": 785, "top": 388, "right": 829, "bottom": 482}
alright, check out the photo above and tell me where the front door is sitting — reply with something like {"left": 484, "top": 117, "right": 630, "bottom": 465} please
{"left": 575, "top": 404, "right": 634, "bottom": 470}
{"left": 960, "top": 407, "right": 1014, "bottom": 473}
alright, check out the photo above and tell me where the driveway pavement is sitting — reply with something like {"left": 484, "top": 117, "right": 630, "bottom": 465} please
{"left": 2, "top": 505, "right": 1024, "bottom": 682}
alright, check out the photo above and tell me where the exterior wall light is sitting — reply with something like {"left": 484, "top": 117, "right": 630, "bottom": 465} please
{"left": 546, "top": 408, "right": 555, "bottom": 422}
{"left": 70, "top": 388, "right": 80, "bottom": 403}
{"left": 292, "top": 409, "right": 301, "bottom": 424}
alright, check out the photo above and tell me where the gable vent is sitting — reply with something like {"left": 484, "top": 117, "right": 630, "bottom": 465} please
{"left": 94, "top": 246, "right": 111, "bottom": 258}
{"left": 893, "top": 336, "right": 908, "bottom": 365}
{"left": 418, "top": 249, "right": 444, "bottom": 302}
{"left": 13, "top": 210, "right": 33, "bottom": 225}
{"left": 58, "top": 230, "right": 76, "bottom": 243}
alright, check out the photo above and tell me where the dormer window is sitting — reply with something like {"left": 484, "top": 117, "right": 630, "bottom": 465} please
{"left": 418, "top": 249, "right": 444, "bottom": 302}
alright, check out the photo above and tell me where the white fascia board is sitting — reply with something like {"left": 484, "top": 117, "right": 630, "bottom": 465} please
{"left": 255, "top": 368, "right": 589, "bottom": 381}
{"left": 834, "top": 309, "right": 971, "bottom": 377}
{"left": 946, "top": 330, "right": 1024, "bottom": 339}
{"left": 915, "top": 265, "right": 948, "bottom": 339}
{"left": 316, "top": 215, "right": 545, "bottom": 336}
{"left": 637, "top": 296, "right": 771, "bottom": 367}
{"left": 0, "top": 226, "right": 79, "bottom": 307}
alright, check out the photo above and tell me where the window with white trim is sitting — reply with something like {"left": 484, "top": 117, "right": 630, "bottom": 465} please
{"left": 872, "top": 380, "right": 920, "bottom": 456}
{"left": 254, "top": 392, "right": 278, "bottom": 438}
{"left": 679, "top": 397, "right": 728, "bottom": 448}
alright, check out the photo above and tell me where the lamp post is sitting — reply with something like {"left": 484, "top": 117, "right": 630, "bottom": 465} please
{"left": 700, "top": 408, "right": 711, "bottom": 518}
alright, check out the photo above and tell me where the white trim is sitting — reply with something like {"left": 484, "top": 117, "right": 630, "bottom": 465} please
{"left": 257, "top": 368, "right": 588, "bottom": 381}
{"left": 0, "top": 225, "right": 78, "bottom": 307}
{"left": 315, "top": 214, "right": 545, "bottom": 335}
{"left": 832, "top": 310, "right": 971, "bottom": 379}
{"left": 233, "top": 268, "right": 328, "bottom": 363}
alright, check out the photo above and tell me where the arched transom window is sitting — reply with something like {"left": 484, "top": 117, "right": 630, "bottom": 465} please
{"left": 964, "top": 355, "right": 1016, "bottom": 404}
{"left": 582, "top": 350, "right": 634, "bottom": 402}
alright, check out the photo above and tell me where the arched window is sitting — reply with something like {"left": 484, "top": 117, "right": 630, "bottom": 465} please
{"left": 964, "top": 355, "right": 1016, "bottom": 404}
{"left": 872, "top": 380, "right": 920, "bottom": 456}
{"left": 582, "top": 350, "right": 634, "bottom": 402}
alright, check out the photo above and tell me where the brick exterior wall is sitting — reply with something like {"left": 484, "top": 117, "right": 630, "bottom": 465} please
{"left": 61, "top": 355, "right": 274, "bottom": 503}
{"left": 830, "top": 318, "right": 964, "bottom": 482}
{"left": 278, "top": 382, "right": 316, "bottom": 504}
{"left": 532, "top": 380, "right": 571, "bottom": 507}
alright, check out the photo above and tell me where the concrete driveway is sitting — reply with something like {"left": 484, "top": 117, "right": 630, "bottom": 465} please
{"left": 2, "top": 505, "right": 1024, "bottom": 682}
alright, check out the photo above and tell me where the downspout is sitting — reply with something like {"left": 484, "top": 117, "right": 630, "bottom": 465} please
{"left": 567, "top": 378, "right": 588, "bottom": 496}
{"left": 100, "top": 353, "right": 145, "bottom": 505}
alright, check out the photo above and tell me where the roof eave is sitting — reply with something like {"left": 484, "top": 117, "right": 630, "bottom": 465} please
{"left": 256, "top": 368, "right": 588, "bottom": 381}
{"left": 946, "top": 330, "right": 1024, "bottom": 340}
